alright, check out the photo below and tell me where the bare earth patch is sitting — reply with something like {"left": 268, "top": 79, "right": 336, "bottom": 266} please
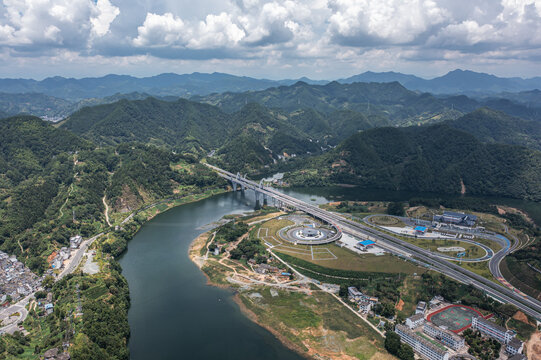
{"left": 526, "top": 331, "right": 541, "bottom": 360}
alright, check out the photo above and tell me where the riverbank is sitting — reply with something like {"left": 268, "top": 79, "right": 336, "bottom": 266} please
{"left": 188, "top": 216, "right": 393, "bottom": 360}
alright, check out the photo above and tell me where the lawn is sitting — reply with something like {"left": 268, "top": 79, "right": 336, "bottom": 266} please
{"left": 278, "top": 244, "right": 422, "bottom": 274}
{"left": 239, "top": 287, "right": 389, "bottom": 360}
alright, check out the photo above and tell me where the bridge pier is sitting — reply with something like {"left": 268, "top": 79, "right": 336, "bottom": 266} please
{"left": 232, "top": 181, "right": 237, "bottom": 192}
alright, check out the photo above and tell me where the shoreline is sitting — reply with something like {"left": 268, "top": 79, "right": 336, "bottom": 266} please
{"left": 187, "top": 229, "right": 313, "bottom": 359}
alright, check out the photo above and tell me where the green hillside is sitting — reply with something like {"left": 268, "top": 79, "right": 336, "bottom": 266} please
{"left": 194, "top": 81, "right": 462, "bottom": 126}
{"left": 61, "top": 97, "right": 234, "bottom": 153}
{"left": 0, "top": 116, "right": 225, "bottom": 273}
{"left": 285, "top": 123, "right": 541, "bottom": 201}
{"left": 445, "top": 108, "right": 541, "bottom": 150}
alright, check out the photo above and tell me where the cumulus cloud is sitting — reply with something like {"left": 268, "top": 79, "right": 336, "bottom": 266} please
{"left": 0, "top": 0, "right": 119, "bottom": 48}
{"left": 327, "top": 0, "right": 449, "bottom": 45}
{"left": 1, "top": 0, "right": 541, "bottom": 77}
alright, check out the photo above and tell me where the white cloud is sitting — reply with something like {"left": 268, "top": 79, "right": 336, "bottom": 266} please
{"left": 132, "top": 13, "right": 188, "bottom": 47}
{"left": 327, "top": 0, "right": 449, "bottom": 45}
{"left": 188, "top": 13, "right": 245, "bottom": 48}
{"left": 0, "top": 0, "right": 119, "bottom": 47}
{"left": 91, "top": 0, "right": 121, "bottom": 37}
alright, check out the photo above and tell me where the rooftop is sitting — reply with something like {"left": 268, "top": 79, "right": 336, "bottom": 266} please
{"left": 396, "top": 324, "right": 448, "bottom": 355}
{"left": 474, "top": 316, "right": 510, "bottom": 334}
{"left": 358, "top": 240, "right": 376, "bottom": 246}
{"left": 408, "top": 313, "right": 425, "bottom": 322}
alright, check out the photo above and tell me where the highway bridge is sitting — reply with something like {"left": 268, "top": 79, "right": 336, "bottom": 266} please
{"left": 206, "top": 164, "right": 541, "bottom": 320}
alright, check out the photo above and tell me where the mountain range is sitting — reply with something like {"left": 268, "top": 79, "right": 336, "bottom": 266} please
{"left": 0, "top": 69, "right": 540, "bottom": 106}
{"left": 0, "top": 72, "right": 326, "bottom": 101}
{"left": 340, "top": 69, "right": 541, "bottom": 94}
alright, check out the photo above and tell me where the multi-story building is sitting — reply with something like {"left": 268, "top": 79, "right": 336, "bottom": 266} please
{"left": 395, "top": 324, "right": 449, "bottom": 360}
{"left": 405, "top": 313, "right": 425, "bottom": 329}
{"left": 416, "top": 301, "right": 427, "bottom": 314}
{"left": 423, "top": 323, "right": 465, "bottom": 351}
{"left": 506, "top": 338, "right": 524, "bottom": 355}
{"left": 471, "top": 316, "right": 515, "bottom": 344}
{"left": 348, "top": 287, "right": 363, "bottom": 301}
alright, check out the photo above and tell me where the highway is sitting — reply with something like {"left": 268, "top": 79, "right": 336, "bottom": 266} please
{"left": 207, "top": 164, "right": 541, "bottom": 320}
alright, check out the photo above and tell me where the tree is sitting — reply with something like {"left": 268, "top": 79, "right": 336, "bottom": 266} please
{"left": 387, "top": 202, "right": 405, "bottom": 216}
{"left": 339, "top": 284, "right": 348, "bottom": 298}
{"left": 398, "top": 343, "right": 414, "bottom": 360}
{"left": 384, "top": 331, "right": 401, "bottom": 356}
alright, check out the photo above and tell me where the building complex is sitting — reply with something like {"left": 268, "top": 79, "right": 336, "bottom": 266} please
{"left": 423, "top": 323, "right": 465, "bottom": 351}
{"left": 395, "top": 324, "right": 449, "bottom": 360}
{"left": 471, "top": 316, "right": 515, "bottom": 344}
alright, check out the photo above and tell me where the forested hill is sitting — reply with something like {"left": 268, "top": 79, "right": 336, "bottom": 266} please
{"left": 61, "top": 97, "right": 235, "bottom": 153}
{"left": 0, "top": 115, "right": 91, "bottom": 185}
{"left": 285, "top": 123, "right": 541, "bottom": 201}
{"left": 445, "top": 108, "right": 541, "bottom": 150}
{"left": 193, "top": 81, "right": 461, "bottom": 126}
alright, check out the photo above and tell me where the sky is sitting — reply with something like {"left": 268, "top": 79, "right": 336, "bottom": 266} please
{"left": 0, "top": 0, "right": 540, "bottom": 80}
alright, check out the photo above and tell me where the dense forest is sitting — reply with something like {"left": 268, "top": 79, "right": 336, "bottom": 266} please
{"left": 285, "top": 123, "right": 541, "bottom": 201}
{"left": 0, "top": 115, "right": 228, "bottom": 358}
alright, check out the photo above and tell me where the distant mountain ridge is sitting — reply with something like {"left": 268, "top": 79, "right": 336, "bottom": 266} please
{"left": 0, "top": 72, "right": 327, "bottom": 100}
{"left": 339, "top": 69, "right": 541, "bottom": 94}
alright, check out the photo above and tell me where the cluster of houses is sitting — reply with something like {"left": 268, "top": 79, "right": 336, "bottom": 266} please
{"left": 50, "top": 235, "right": 83, "bottom": 270}
{"left": 347, "top": 286, "right": 379, "bottom": 313}
{"left": 0, "top": 251, "right": 41, "bottom": 304}
{"left": 396, "top": 296, "right": 526, "bottom": 360}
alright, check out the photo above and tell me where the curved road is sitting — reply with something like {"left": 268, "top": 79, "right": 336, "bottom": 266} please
{"left": 362, "top": 215, "right": 494, "bottom": 263}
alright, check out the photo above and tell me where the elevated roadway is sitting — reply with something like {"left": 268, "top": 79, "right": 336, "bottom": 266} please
{"left": 207, "top": 164, "right": 541, "bottom": 320}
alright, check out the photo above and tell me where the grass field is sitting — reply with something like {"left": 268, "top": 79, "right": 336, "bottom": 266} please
{"left": 259, "top": 218, "right": 423, "bottom": 274}
{"left": 369, "top": 215, "right": 406, "bottom": 227}
{"left": 459, "top": 261, "right": 499, "bottom": 284}
{"left": 411, "top": 238, "right": 486, "bottom": 260}
{"left": 239, "top": 287, "right": 392, "bottom": 360}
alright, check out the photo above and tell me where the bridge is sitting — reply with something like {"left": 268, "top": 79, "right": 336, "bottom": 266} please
{"left": 207, "top": 164, "right": 541, "bottom": 321}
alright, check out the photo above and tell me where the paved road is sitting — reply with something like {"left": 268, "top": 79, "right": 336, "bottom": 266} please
{"left": 207, "top": 164, "right": 541, "bottom": 320}
{"left": 362, "top": 215, "right": 494, "bottom": 263}
{"left": 58, "top": 233, "right": 104, "bottom": 280}
{"left": 0, "top": 232, "right": 105, "bottom": 334}
{"left": 0, "top": 294, "right": 33, "bottom": 334}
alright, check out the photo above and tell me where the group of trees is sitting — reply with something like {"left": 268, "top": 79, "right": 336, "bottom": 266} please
{"left": 230, "top": 237, "right": 266, "bottom": 262}
{"left": 384, "top": 331, "right": 414, "bottom": 360}
{"left": 463, "top": 329, "right": 501, "bottom": 360}
{"left": 215, "top": 221, "right": 249, "bottom": 243}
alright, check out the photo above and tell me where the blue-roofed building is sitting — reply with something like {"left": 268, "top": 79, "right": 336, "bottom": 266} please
{"left": 415, "top": 226, "right": 427, "bottom": 234}
{"left": 358, "top": 239, "right": 376, "bottom": 250}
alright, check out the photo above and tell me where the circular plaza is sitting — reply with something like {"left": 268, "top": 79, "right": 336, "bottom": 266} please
{"left": 277, "top": 214, "right": 340, "bottom": 245}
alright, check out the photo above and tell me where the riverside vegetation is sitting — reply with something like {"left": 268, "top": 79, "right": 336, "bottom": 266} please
{"left": 0, "top": 115, "right": 227, "bottom": 359}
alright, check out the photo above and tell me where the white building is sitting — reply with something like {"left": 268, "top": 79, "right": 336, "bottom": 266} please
{"left": 358, "top": 301, "right": 372, "bottom": 313}
{"left": 348, "top": 287, "right": 363, "bottom": 301}
{"left": 70, "top": 235, "right": 83, "bottom": 249}
{"left": 423, "top": 323, "right": 465, "bottom": 351}
{"left": 471, "top": 316, "right": 515, "bottom": 344}
{"left": 506, "top": 338, "right": 524, "bottom": 355}
{"left": 405, "top": 313, "right": 425, "bottom": 329}
{"left": 416, "top": 301, "right": 427, "bottom": 314}
{"left": 396, "top": 324, "right": 449, "bottom": 360}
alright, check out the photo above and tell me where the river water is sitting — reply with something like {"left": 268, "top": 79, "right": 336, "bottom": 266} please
{"left": 119, "top": 191, "right": 306, "bottom": 360}
{"left": 120, "top": 186, "right": 541, "bottom": 359}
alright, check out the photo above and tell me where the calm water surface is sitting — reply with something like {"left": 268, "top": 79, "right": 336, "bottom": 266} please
{"left": 119, "top": 191, "right": 306, "bottom": 360}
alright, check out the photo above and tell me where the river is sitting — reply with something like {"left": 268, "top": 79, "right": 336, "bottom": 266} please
{"left": 120, "top": 186, "right": 541, "bottom": 359}
{"left": 119, "top": 191, "right": 306, "bottom": 360}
